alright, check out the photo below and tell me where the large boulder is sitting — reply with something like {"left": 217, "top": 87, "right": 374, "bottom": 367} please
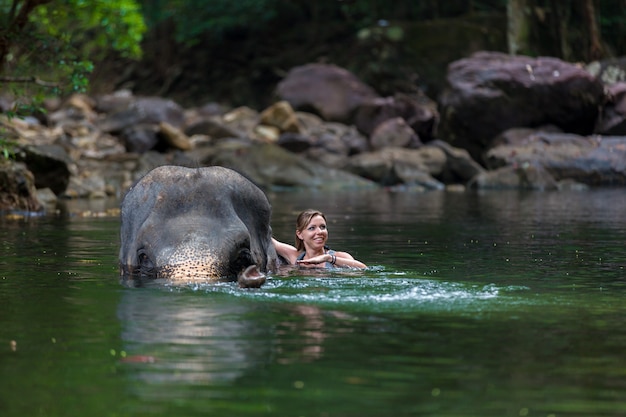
{"left": 439, "top": 51, "right": 605, "bottom": 160}
{"left": 344, "top": 146, "right": 446, "bottom": 189}
{"left": 186, "top": 140, "right": 377, "bottom": 190}
{"left": 485, "top": 133, "right": 626, "bottom": 186}
{"left": 15, "top": 144, "right": 73, "bottom": 195}
{"left": 276, "top": 63, "right": 379, "bottom": 123}
{"left": 0, "top": 160, "right": 43, "bottom": 211}
{"left": 468, "top": 163, "right": 559, "bottom": 191}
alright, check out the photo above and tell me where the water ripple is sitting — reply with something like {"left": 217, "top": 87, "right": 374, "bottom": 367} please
{"left": 160, "top": 271, "right": 539, "bottom": 315}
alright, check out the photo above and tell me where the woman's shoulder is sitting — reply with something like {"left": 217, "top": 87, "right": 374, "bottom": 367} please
{"left": 333, "top": 250, "right": 355, "bottom": 260}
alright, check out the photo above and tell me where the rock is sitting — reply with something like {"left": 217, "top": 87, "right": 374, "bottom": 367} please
{"left": 311, "top": 122, "right": 369, "bottom": 155}
{"left": 62, "top": 171, "right": 108, "bottom": 199}
{"left": 184, "top": 118, "right": 240, "bottom": 139}
{"left": 159, "top": 121, "right": 192, "bottom": 150}
{"left": 492, "top": 125, "right": 563, "bottom": 148}
{"left": 5, "top": 54, "right": 626, "bottom": 197}
{"left": 98, "top": 96, "right": 185, "bottom": 133}
{"left": 445, "top": 184, "right": 466, "bottom": 192}
{"left": 295, "top": 111, "right": 325, "bottom": 132}
{"left": 198, "top": 141, "right": 377, "bottom": 190}
{"left": 370, "top": 117, "right": 421, "bottom": 150}
{"left": 15, "top": 144, "right": 73, "bottom": 195}
{"left": 277, "top": 132, "right": 312, "bottom": 153}
{"left": 65, "top": 94, "right": 96, "bottom": 115}
{"left": 586, "top": 58, "right": 626, "bottom": 85}
{"left": 259, "top": 101, "right": 302, "bottom": 133}
{"left": 304, "top": 147, "right": 351, "bottom": 169}
{"left": 485, "top": 133, "right": 626, "bottom": 186}
{"left": 429, "top": 140, "right": 485, "bottom": 183}
{"left": 557, "top": 179, "right": 590, "bottom": 191}
{"left": 36, "top": 188, "right": 58, "bottom": 206}
{"left": 439, "top": 51, "right": 605, "bottom": 160}
{"left": 594, "top": 82, "right": 626, "bottom": 135}
{"left": 64, "top": 127, "right": 126, "bottom": 160}
{"left": 468, "top": 163, "right": 559, "bottom": 190}
{"left": 183, "top": 103, "right": 226, "bottom": 130}
{"left": 219, "top": 106, "right": 260, "bottom": 139}
{"left": 253, "top": 125, "right": 280, "bottom": 142}
{"left": 276, "top": 116, "right": 369, "bottom": 168}
{"left": 47, "top": 94, "right": 98, "bottom": 127}
{"left": 301, "top": 123, "right": 369, "bottom": 168}
{"left": 93, "top": 89, "right": 135, "bottom": 114}
{"left": 0, "top": 160, "right": 43, "bottom": 211}
{"left": 276, "top": 63, "right": 379, "bottom": 123}
{"left": 344, "top": 146, "right": 445, "bottom": 188}
{"left": 354, "top": 93, "right": 439, "bottom": 140}
{"left": 119, "top": 124, "right": 160, "bottom": 153}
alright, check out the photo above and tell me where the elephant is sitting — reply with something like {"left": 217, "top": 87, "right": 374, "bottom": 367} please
{"left": 119, "top": 165, "right": 277, "bottom": 288}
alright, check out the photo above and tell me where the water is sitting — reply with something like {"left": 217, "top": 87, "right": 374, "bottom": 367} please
{"left": 1, "top": 189, "right": 625, "bottom": 416}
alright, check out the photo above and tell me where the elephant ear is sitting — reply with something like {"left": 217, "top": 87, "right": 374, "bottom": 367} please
{"left": 119, "top": 166, "right": 170, "bottom": 269}
{"left": 264, "top": 226, "right": 279, "bottom": 272}
{"left": 215, "top": 167, "right": 275, "bottom": 272}
{"left": 236, "top": 193, "right": 274, "bottom": 271}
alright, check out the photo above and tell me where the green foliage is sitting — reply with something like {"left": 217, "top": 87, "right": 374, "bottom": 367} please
{"left": 0, "top": 136, "right": 15, "bottom": 159}
{"left": 0, "top": 0, "right": 146, "bottom": 156}
{"left": 33, "top": 0, "right": 146, "bottom": 60}
{"left": 598, "top": 0, "right": 626, "bottom": 55}
{"left": 141, "top": 0, "right": 279, "bottom": 45}
{"left": 0, "top": 0, "right": 146, "bottom": 94}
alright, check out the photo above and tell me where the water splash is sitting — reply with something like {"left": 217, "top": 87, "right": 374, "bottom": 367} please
{"left": 160, "top": 267, "right": 537, "bottom": 315}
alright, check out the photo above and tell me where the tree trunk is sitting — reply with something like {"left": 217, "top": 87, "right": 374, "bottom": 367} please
{"left": 0, "top": 0, "right": 52, "bottom": 75}
{"left": 581, "top": 0, "right": 603, "bottom": 60}
{"left": 507, "top": 0, "right": 530, "bottom": 55}
{"left": 549, "top": 0, "right": 572, "bottom": 60}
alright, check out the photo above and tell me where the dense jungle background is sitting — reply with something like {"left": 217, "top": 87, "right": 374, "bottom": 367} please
{"left": 1, "top": 0, "right": 626, "bottom": 110}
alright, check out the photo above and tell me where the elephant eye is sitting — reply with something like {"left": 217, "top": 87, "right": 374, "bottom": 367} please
{"left": 228, "top": 247, "right": 254, "bottom": 278}
{"left": 137, "top": 250, "right": 155, "bottom": 277}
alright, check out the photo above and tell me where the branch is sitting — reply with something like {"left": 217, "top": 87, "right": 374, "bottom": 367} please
{"left": 0, "top": 75, "right": 58, "bottom": 87}
{"left": 10, "top": 0, "right": 53, "bottom": 32}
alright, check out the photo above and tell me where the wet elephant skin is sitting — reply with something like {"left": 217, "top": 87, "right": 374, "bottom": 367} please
{"left": 119, "top": 165, "right": 277, "bottom": 288}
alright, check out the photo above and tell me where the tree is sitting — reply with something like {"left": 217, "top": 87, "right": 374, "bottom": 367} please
{"left": 581, "top": 0, "right": 603, "bottom": 60}
{"left": 506, "top": 0, "right": 610, "bottom": 61}
{"left": 507, "top": 0, "right": 530, "bottom": 55}
{"left": 0, "top": 0, "right": 146, "bottom": 98}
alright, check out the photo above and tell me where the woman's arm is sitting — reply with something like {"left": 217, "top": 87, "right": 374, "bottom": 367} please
{"left": 296, "top": 250, "right": 367, "bottom": 269}
{"left": 334, "top": 251, "right": 367, "bottom": 269}
{"left": 272, "top": 238, "right": 299, "bottom": 265}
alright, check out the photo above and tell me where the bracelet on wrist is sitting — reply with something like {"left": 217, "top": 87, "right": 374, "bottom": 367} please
{"left": 331, "top": 254, "right": 336, "bottom": 265}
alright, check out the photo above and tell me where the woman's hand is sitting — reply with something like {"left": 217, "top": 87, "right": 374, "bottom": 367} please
{"left": 296, "top": 254, "right": 331, "bottom": 265}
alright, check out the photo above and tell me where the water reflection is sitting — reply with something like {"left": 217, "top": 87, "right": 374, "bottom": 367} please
{"left": 117, "top": 289, "right": 272, "bottom": 386}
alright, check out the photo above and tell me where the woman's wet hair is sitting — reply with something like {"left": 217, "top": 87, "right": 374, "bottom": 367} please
{"left": 294, "top": 209, "right": 327, "bottom": 251}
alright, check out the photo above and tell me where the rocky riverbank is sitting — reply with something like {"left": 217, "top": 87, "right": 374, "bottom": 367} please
{"left": 2, "top": 51, "right": 626, "bottom": 213}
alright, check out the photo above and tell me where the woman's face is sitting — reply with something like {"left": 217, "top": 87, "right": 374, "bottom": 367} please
{"left": 296, "top": 214, "right": 328, "bottom": 250}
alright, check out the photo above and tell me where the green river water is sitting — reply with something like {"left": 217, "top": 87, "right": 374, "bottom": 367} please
{"left": 1, "top": 189, "right": 625, "bottom": 417}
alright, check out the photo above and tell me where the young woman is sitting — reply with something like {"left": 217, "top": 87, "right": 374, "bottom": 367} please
{"left": 272, "top": 209, "right": 367, "bottom": 269}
